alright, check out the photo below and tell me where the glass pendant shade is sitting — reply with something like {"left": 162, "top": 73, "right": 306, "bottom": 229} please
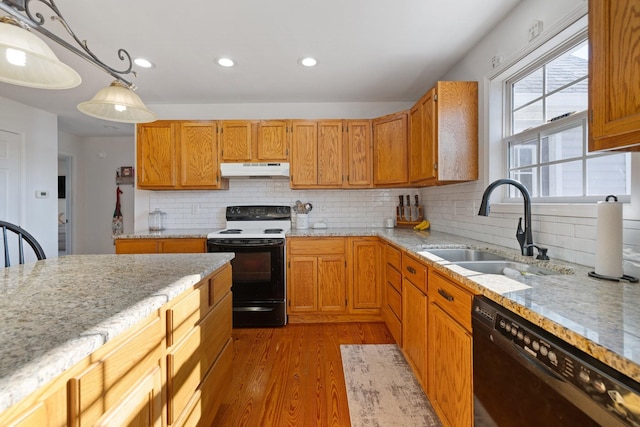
{"left": 0, "top": 20, "right": 81, "bottom": 89}
{"left": 77, "top": 80, "right": 157, "bottom": 123}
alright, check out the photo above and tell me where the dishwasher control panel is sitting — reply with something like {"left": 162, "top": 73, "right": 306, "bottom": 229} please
{"left": 474, "top": 297, "right": 640, "bottom": 427}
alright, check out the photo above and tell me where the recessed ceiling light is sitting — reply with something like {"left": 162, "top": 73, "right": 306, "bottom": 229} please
{"left": 134, "top": 58, "right": 154, "bottom": 68}
{"left": 216, "top": 57, "right": 236, "bottom": 67}
{"left": 298, "top": 57, "right": 318, "bottom": 67}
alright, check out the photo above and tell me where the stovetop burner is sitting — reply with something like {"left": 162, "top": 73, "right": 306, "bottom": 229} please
{"left": 219, "top": 229, "right": 242, "bottom": 234}
{"left": 264, "top": 228, "right": 283, "bottom": 234}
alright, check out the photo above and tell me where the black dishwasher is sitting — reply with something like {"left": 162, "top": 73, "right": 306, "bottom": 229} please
{"left": 473, "top": 296, "right": 640, "bottom": 427}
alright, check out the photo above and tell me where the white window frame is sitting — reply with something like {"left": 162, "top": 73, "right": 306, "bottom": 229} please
{"left": 484, "top": 10, "right": 640, "bottom": 220}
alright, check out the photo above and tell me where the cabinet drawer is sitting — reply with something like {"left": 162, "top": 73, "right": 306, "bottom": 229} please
{"left": 161, "top": 238, "right": 206, "bottom": 253}
{"left": 385, "top": 244, "right": 402, "bottom": 270}
{"left": 209, "top": 263, "right": 232, "bottom": 308}
{"left": 167, "top": 283, "right": 209, "bottom": 347}
{"left": 386, "top": 284, "right": 402, "bottom": 320}
{"left": 288, "top": 238, "right": 345, "bottom": 255}
{"left": 402, "top": 253, "right": 427, "bottom": 294}
{"left": 385, "top": 308, "right": 402, "bottom": 346}
{"left": 167, "top": 292, "right": 232, "bottom": 424}
{"left": 68, "top": 313, "right": 163, "bottom": 427}
{"left": 428, "top": 270, "right": 473, "bottom": 331}
{"left": 385, "top": 263, "right": 402, "bottom": 293}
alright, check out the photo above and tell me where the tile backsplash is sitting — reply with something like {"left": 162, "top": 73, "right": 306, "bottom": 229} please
{"left": 147, "top": 179, "right": 421, "bottom": 229}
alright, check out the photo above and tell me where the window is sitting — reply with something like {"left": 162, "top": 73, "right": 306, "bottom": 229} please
{"left": 505, "top": 39, "right": 630, "bottom": 201}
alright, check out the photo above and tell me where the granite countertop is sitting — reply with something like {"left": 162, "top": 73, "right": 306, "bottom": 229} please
{"left": 290, "top": 227, "right": 640, "bottom": 384}
{"left": 114, "top": 228, "right": 219, "bottom": 239}
{"left": 0, "top": 253, "right": 234, "bottom": 412}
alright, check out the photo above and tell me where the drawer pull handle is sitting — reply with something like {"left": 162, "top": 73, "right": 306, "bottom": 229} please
{"left": 438, "top": 288, "right": 454, "bottom": 302}
{"left": 406, "top": 266, "right": 416, "bottom": 274}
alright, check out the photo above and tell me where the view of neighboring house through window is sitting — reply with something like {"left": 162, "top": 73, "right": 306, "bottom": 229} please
{"left": 506, "top": 38, "right": 630, "bottom": 201}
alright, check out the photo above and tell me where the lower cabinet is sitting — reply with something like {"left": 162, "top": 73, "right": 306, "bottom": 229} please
{"left": 0, "top": 263, "right": 233, "bottom": 427}
{"left": 349, "top": 237, "right": 382, "bottom": 315}
{"left": 401, "top": 252, "right": 429, "bottom": 390}
{"left": 115, "top": 238, "right": 206, "bottom": 254}
{"left": 382, "top": 243, "right": 403, "bottom": 345}
{"left": 427, "top": 269, "right": 474, "bottom": 427}
{"left": 287, "top": 237, "right": 347, "bottom": 320}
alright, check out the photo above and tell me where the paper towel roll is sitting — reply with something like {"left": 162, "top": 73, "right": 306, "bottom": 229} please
{"left": 594, "top": 196, "right": 623, "bottom": 277}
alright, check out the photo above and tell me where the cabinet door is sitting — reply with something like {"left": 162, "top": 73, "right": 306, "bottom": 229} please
{"left": 372, "top": 112, "right": 408, "bottom": 186}
{"left": 257, "top": 120, "right": 288, "bottom": 161}
{"left": 429, "top": 303, "right": 472, "bottom": 427}
{"left": 317, "top": 255, "right": 347, "bottom": 312}
{"left": 180, "top": 121, "right": 221, "bottom": 188}
{"left": 288, "top": 256, "right": 318, "bottom": 312}
{"left": 161, "top": 238, "right": 206, "bottom": 253}
{"left": 137, "top": 121, "right": 177, "bottom": 188}
{"left": 115, "top": 239, "right": 160, "bottom": 254}
{"left": 290, "top": 121, "right": 318, "bottom": 187}
{"left": 344, "top": 120, "right": 372, "bottom": 188}
{"left": 589, "top": 0, "right": 640, "bottom": 151}
{"left": 409, "top": 89, "right": 437, "bottom": 184}
{"left": 317, "top": 121, "right": 343, "bottom": 187}
{"left": 219, "top": 121, "right": 252, "bottom": 161}
{"left": 351, "top": 238, "right": 381, "bottom": 311}
{"left": 402, "top": 279, "right": 428, "bottom": 388}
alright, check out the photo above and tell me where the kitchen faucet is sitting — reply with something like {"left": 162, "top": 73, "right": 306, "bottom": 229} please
{"left": 477, "top": 178, "right": 548, "bottom": 259}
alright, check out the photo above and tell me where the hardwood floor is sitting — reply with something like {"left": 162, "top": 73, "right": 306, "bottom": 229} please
{"left": 212, "top": 322, "right": 396, "bottom": 427}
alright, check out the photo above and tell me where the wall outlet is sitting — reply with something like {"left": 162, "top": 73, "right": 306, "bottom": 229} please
{"left": 528, "top": 20, "right": 543, "bottom": 41}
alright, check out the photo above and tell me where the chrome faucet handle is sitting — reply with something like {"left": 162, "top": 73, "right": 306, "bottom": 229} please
{"left": 524, "top": 244, "right": 550, "bottom": 260}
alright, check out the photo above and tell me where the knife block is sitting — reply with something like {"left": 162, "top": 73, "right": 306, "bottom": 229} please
{"left": 396, "top": 205, "right": 423, "bottom": 227}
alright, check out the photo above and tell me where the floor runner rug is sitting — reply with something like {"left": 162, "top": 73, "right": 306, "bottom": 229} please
{"left": 340, "top": 344, "right": 443, "bottom": 427}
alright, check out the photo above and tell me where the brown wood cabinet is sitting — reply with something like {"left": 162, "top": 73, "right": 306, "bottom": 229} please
{"left": 343, "top": 120, "right": 373, "bottom": 188}
{"left": 427, "top": 269, "right": 474, "bottom": 427}
{"left": 409, "top": 81, "right": 478, "bottom": 185}
{"left": 349, "top": 237, "right": 382, "bottom": 314}
{"left": 115, "top": 238, "right": 206, "bottom": 254}
{"left": 588, "top": 0, "right": 640, "bottom": 151}
{"left": 372, "top": 111, "right": 409, "bottom": 187}
{"left": 401, "top": 252, "right": 428, "bottom": 390}
{"left": 0, "top": 262, "right": 233, "bottom": 427}
{"left": 137, "top": 121, "right": 228, "bottom": 190}
{"left": 287, "top": 237, "right": 347, "bottom": 320}
{"left": 166, "top": 264, "right": 233, "bottom": 426}
{"left": 290, "top": 120, "right": 343, "bottom": 188}
{"left": 382, "top": 243, "right": 403, "bottom": 345}
{"left": 219, "top": 120, "right": 289, "bottom": 161}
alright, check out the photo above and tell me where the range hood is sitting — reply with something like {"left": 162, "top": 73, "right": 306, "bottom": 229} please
{"left": 220, "top": 162, "right": 290, "bottom": 178}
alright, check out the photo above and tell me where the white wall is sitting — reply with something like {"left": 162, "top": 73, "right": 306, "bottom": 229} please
{"left": 0, "top": 96, "right": 58, "bottom": 258}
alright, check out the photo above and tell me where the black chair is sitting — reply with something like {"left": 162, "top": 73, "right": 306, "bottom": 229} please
{"left": 0, "top": 220, "right": 46, "bottom": 267}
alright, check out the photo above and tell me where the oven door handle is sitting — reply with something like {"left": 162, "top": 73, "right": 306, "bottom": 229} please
{"left": 208, "top": 240, "right": 284, "bottom": 248}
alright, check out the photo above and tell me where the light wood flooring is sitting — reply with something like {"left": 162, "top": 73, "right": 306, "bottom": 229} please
{"left": 212, "top": 322, "right": 395, "bottom": 427}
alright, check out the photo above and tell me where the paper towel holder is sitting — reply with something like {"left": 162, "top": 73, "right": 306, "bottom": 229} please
{"left": 588, "top": 194, "right": 638, "bottom": 282}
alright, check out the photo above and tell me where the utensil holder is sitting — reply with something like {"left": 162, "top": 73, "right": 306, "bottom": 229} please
{"left": 296, "top": 213, "right": 309, "bottom": 229}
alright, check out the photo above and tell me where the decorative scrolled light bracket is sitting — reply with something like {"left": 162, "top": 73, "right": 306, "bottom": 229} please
{"left": 0, "top": 0, "right": 134, "bottom": 87}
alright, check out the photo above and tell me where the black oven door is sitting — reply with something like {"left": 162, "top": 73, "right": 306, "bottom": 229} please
{"left": 207, "top": 238, "right": 285, "bottom": 302}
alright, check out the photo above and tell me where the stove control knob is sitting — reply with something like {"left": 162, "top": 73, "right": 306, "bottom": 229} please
{"left": 511, "top": 327, "right": 518, "bottom": 336}
{"left": 593, "top": 380, "right": 607, "bottom": 393}
{"left": 532, "top": 341, "right": 540, "bottom": 351}
{"left": 540, "top": 346, "right": 548, "bottom": 357}
{"left": 524, "top": 335, "right": 531, "bottom": 345}
{"left": 548, "top": 351, "right": 557, "bottom": 364}
{"left": 579, "top": 371, "right": 590, "bottom": 383}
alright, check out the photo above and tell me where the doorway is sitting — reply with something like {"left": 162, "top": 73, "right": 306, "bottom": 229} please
{"left": 58, "top": 154, "right": 72, "bottom": 255}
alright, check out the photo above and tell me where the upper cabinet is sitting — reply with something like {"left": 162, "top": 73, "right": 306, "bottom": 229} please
{"left": 589, "top": 0, "right": 640, "bottom": 152}
{"left": 219, "top": 120, "right": 289, "bottom": 162}
{"left": 290, "top": 120, "right": 343, "bottom": 188}
{"left": 409, "top": 81, "right": 478, "bottom": 185}
{"left": 343, "top": 120, "right": 373, "bottom": 188}
{"left": 137, "top": 120, "right": 228, "bottom": 190}
{"left": 372, "top": 111, "right": 409, "bottom": 187}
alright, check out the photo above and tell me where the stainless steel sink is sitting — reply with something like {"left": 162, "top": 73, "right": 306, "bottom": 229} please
{"left": 421, "top": 248, "right": 508, "bottom": 262}
{"left": 452, "top": 261, "right": 561, "bottom": 276}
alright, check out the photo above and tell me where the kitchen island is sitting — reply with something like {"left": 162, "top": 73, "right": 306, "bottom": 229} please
{"left": 0, "top": 253, "right": 234, "bottom": 425}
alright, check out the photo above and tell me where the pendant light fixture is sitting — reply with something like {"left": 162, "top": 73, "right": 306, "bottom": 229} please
{"left": 78, "top": 80, "right": 156, "bottom": 123}
{"left": 0, "top": 0, "right": 156, "bottom": 123}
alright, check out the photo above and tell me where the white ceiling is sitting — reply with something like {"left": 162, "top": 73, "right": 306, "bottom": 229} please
{"left": 0, "top": 0, "right": 521, "bottom": 137}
